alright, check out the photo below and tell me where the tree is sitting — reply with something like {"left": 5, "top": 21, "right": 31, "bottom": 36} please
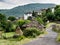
{"left": 17, "top": 19, "right": 30, "bottom": 27}
{"left": 32, "top": 11, "right": 37, "bottom": 17}
{"left": 46, "top": 12, "right": 55, "bottom": 21}
{"left": 17, "top": 19, "right": 25, "bottom": 27}
{"left": 0, "top": 21, "right": 16, "bottom": 32}
{"left": 0, "top": 13, "right": 6, "bottom": 22}
{"left": 8, "top": 16, "right": 16, "bottom": 21}
{"left": 35, "top": 16, "right": 44, "bottom": 24}
{"left": 55, "top": 8, "right": 60, "bottom": 21}
{"left": 46, "top": 8, "right": 51, "bottom": 13}
{"left": 55, "top": 5, "right": 60, "bottom": 9}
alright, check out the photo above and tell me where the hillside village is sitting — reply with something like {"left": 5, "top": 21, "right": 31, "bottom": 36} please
{"left": 15, "top": 7, "right": 55, "bottom": 20}
{"left": 0, "top": 5, "right": 60, "bottom": 45}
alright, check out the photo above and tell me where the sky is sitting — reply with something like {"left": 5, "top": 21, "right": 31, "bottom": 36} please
{"left": 0, "top": 0, "right": 60, "bottom": 9}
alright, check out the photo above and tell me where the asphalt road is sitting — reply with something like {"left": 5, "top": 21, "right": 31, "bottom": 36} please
{"left": 23, "top": 26, "right": 60, "bottom": 45}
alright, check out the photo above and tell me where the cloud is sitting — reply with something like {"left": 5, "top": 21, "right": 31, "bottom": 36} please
{"left": 0, "top": 0, "right": 4, "bottom": 2}
{"left": 0, "top": 0, "right": 60, "bottom": 9}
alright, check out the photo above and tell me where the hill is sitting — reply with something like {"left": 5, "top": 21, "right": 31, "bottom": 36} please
{"left": 0, "top": 3, "right": 56, "bottom": 17}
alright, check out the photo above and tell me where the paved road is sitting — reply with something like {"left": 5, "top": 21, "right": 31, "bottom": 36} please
{"left": 24, "top": 26, "right": 60, "bottom": 45}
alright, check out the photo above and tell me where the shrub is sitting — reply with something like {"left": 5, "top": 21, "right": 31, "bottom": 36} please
{"left": 17, "top": 19, "right": 30, "bottom": 27}
{"left": 23, "top": 28, "right": 41, "bottom": 38}
{"left": 19, "top": 36, "right": 25, "bottom": 40}
{"left": 35, "top": 17, "right": 44, "bottom": 24}
{"left": 13, "top": 35, "right": 19, "bottom": 38}
{"left": 8, "top": 16, "right": 16, "bottom": 21}
{"left": 13, "top": 35, "right": 25, "bottom": 41}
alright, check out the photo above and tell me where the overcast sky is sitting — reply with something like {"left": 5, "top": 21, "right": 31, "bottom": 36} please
{"left": 0, "top": 0, "right": 60, "bottom": 9}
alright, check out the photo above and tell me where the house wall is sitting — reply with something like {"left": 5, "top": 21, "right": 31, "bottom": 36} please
{"left": 24, "top": 14, "right": 32, "bottom": 20}
{"left": 51, "top": 8, "right": 55, "bottom": 13}
{"left": 38, "top": 12, "right": 42, "bottom": 15}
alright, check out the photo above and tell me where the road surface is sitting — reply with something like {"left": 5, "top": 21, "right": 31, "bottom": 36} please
{"left": 23, "top": 26, "right": 60, "bottom": 45}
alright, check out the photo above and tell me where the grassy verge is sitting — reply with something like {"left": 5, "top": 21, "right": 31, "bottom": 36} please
{"left": 56, "top": 33, "right": 60, "bottom": 42}
{"left": 46, "top": 22, "right": 60, "bottom": 42}
{"left": 0, "top": 31, "right": 46, "bottom": 45}
{"left": 46, "top": 22, "right": 56, "bottom": 28}
{"left": 2, "top": 32, "right": 15, "bottom": 38}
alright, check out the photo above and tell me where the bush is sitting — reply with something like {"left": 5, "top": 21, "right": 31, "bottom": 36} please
{"left": 17, "top": 19, "right": 30, "bottom": 27}
{"left": 23, "top": 28, "right": 41, "bottom": 38}
{"left": 13, "top": 35, "right": 25, "bottom": 41}
{"left": 19, "top": 36, "right": 25, "bottom": 40}
{"left": 8, "top": 16, "right": 16, "bottom": 21}
{"left": 35, "top": 17, "right": 44, "bottom": 24}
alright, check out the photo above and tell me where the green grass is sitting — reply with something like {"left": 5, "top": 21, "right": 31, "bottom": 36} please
{"left": 0, "top": 38, "right": 33, "bottom": 45}
{"left": 46, "top": 22, "right": 56, "bottom": 28}
{"left": 0, "top": 32, "right": 34, "bottom": 45}
{"left": 0, "top": 31, "right": 46, "bottom": 45}
{"left": 56, "top": 33, "right": 60, "bottom": 42}
{"left": 2, "top": 32, "right": 15, "bottom": 38}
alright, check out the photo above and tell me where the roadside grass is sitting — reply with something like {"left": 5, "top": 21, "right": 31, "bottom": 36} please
{"left": 0, "top": 30, "right": 46, "bottom": 45}
{"left": 2, "top": 32, "right": 15, "bottom": 38}
{"left": 47, "top": 22, "right": 60, "bottom": 42}
{"left": 56, "top": 33, "right": 60, "bottom": 42}
{"left": 46, "top": 22, "right": 56, "bottom": 28}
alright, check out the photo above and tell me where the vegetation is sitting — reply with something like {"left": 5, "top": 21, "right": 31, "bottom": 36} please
{"left": 8, "top": 16, "right": 16, "bottom": 21}
{"left": 0, "top": 14, "right": 6, "bottom": 22}
{"left": 46, "top": 12, "right": 55, "bottom": 21}
{"left": 32, "top": 11, "right": 38, "bottom": 17}
{"left": 35, "top": 16, "right": 44, "bottom": 24}
{"left": 56, "top": 33, "right": 60, "bottom": 42}
{"left": 0, "top": 5, "right": 60, "bottom": 45}
{"left": 55, "top": 8, "right": 60, "bottom": 21}
{"left": 52, "top": 24, "right": 60, "bottom": 42}
{"left": 17, "top": 19, "right": 31, "bottom": 28}
{"left": 23, "top": 28, "right": 42, "bottom": 38}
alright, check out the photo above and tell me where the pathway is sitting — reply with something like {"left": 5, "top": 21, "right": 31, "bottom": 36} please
{"left": 23, "top": 25, "right": 60, "bottom": 45}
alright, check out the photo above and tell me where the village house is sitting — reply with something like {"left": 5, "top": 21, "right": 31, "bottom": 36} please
{"left": 24, "top": 12, "right": 32, "bottom": 20}
{"left": 23, "top": 6, "right": 55, "bottom": 20}
{"left": 50, "top": 7, "right": 55, "bottom": 13}
{"left": 23, "top": 11, "right": 43, "bottom": 20}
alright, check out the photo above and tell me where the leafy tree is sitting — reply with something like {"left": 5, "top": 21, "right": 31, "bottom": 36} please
{"left": 46, "top": 12, "right": 55, "bottom": 21}
{"left": 35, "top": 16, "right": 44, "bottom": 24}
{"left": 0, "top": 13, "right": 6, "bottom": 22}
{"left": 32, "top": 11, "right": 37, "bottom": 17}
{"left": 0, "top": 21, "right": 16, "bottom": 32}
{"left": 55, "top": 5, "right": 60, "bottom": 9}
{"left": 8, "top": 16, "right": 16, "bottom": 21}
{"left": 17, "top": 19, "right": 25, "bottom": 27}
{"left": 55, "top": 8, "right": 60, "bottom": 21}
{"left": 17, "top": 19, "right": 30, "bottom": 27}
{"left": 46, "top": 8, "right": 51, "bottom": 13}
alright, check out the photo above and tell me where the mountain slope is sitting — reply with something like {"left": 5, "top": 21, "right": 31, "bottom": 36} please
{"left": 0, "top": 3, "right": 56, "bottom": 17}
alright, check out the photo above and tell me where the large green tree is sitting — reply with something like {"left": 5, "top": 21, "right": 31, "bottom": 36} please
{"left": 55, "top": 8, "right": 60, "bottom": 21}
{"left": 8, "top": 16, "right": 16, "bottom": 21}
{"left": 32, "top": 11, "right": 38, "bottom": 17}
{"left": 46, "top": 12, "right": 55, "bottom": 21}
{"left": 0, "top": 13, "right": 6, "bottom": 22}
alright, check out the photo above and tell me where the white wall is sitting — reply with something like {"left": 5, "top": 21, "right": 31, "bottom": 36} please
{"left": 51, "top": 8, "right": 54, "bottom": 13}
{"left": 24, "top": 14, "right": 32, "bottom": 20}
